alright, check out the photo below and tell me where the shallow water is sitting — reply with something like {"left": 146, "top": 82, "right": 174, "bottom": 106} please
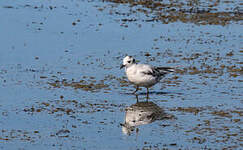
{"left": 0, "top": 0, "right": 242, "bottom": 149}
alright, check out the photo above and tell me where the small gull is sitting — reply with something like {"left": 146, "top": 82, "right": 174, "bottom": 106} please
{"left": 120, "top": 56, "right": 175, "bottom": 95}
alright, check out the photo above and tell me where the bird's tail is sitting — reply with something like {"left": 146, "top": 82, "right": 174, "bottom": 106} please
{"left": 157, "top": 65, "right": 183, "bottom": 73}
{"left": 156, "top": 67, "right": 175, "bottom": 73}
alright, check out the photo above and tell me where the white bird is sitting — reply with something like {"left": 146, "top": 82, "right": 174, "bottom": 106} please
{"left": 120, "top": 56, "right": 175, "bottom": 95}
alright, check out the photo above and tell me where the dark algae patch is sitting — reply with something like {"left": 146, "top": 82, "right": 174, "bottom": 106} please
{"left": 0, "top": 129, "right": 40, "bottom": 142}
{"left": 48, "top": 79, "right": 109, "bottom": 92}
{"left": 23, "top": 99, "right": 126, "bottom": 116}
{"left": 103, "top": 0, "right": 242, "bottom": 25}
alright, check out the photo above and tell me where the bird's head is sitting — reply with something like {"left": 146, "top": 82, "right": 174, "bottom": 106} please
{"left": 120, "top": 56, "right": 135, "bottom": 69}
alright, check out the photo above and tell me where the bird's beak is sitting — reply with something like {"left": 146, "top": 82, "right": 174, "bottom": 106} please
{"left": 120, "top": 64, "right": 125, "bottom": 69}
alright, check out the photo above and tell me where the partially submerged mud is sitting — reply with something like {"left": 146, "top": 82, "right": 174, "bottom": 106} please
{"left": 23, "top": 99, "right": 126, "bottom": 116}
{"left": 102, "top": 0, "right": 242, "bottom": 25}
{"left": 48, "top": 79, "right": 109, "bottom": 92}
{"left": 0, "top": 129, "right": 40, "bottom": 142}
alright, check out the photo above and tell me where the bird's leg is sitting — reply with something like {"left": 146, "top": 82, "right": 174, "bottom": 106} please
{"left": 133, "top": 85, "right": 139, "bottom": 94}
{"left": 135, "top": 94, "right": 139, "bottom": 102}
{"left": 146, "top": 87, "right": 149, "bottom": 94}
{"left": 146, "top": 87, "right": 149, "bottom": 100}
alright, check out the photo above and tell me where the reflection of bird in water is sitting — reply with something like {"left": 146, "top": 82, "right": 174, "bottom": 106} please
{"left": 121, "top": 101, "right": 174, "bottom": 135}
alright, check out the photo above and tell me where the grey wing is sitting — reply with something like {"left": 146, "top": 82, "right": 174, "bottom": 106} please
{"left": 140, "top": 65, "right": 174, "bottom": 77}
{"left": 141, "top": 67, "right": 162, "bottom": 77}
{"left": 153, "top": 67, "right": 175, "bottom": 76}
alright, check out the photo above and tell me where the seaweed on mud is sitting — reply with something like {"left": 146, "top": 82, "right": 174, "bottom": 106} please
{"left": 0, "top": 129, "right": 40, "bottom": 142}
{"left": 170, "top": 107, "right": 204, "bottom": 115}
{"left": 23, "top": 99, "right": 126, "bottom": 117}
{"left": 103, "top": 0, "right": 242, "bottom": 25}
{"left": 48, "top": 79, "right": 109, "bottom": 92}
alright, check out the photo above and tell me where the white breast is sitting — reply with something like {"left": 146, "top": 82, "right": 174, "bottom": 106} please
{"left": 125, "top": 64, "right": 158, "bottom": 87}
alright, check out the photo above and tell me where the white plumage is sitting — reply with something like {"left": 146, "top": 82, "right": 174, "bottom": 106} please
{"left": 120, "top": 56, "right": 174, "bottom": 94}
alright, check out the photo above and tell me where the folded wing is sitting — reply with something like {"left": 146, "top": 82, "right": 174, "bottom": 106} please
{"left": 142, "top": 66, "right": 174, "bottom": 77}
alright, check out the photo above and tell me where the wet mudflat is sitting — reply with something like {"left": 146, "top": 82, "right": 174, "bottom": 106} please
{"left": 0, "top": 0, "right": 242, "bottom": 149}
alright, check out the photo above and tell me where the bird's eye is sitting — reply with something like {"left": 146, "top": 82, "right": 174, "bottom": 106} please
{"left": 127, "top": 61, "right": 131, "bottom": 63}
